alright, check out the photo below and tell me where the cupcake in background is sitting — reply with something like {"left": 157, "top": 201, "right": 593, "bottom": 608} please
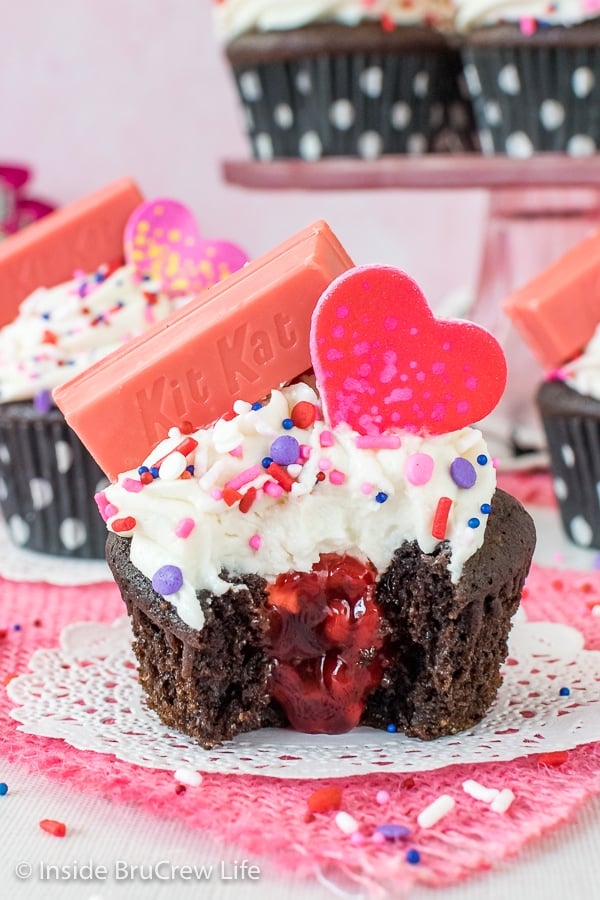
{"left": 455, "top": 1, "right": 600, "bottom": 157}
{"left": 214, "top": 0, "right": 479, "bottom": 160}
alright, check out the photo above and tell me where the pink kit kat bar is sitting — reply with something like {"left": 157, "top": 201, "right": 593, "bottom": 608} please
{"left": 503, "top": 226, "right": 600, "bottom": 370}
{"left": 54, "top": 220, "right": 354, "bottom": 480}
{"left": 0, "top": 177, "right": 143, "bottom": 328}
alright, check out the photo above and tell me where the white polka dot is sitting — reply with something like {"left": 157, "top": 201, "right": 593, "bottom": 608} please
{"left": 357, "top": 131, "right": 383, "bottom": 160}
{"left": 407, "top": 133, "right": 428, "bottom": 154}
{"left": 390, "top": 102, "right": 411, "bottom": 130}
{"left": 484, "top": 100, "right": 502, "bottom": 126}
{"left": 8, "top": 514, "right": 30, "bottom": 546}
{"left": 561, "top": 443, "right": 576, "bottom": 467}
{"left": 554, "top": 477, "right": 568, "bottom": 501}
{"left": 0, "top": 443, "right": 10, "bottom": 464}
{"left": 570, "top": 515, "right": 593, "bottom": 547}
{"left": 254, "top": 133, "right": 274, "bottom": 161}
{"left": 413, "top": 71, "right": 430, "bottom": 98}
{"left": 479, "top": 129, "right": 496, "bottom": 155}
{"left": 329, "top": 99, "right": 355, "bottom": 130}
{"left": 0, "top": 476, "right": 6, "bottom": 501}
{"left": 273, "top": 103, "right": 293, "bottom": 129}
{"left": 295, "top": 69, "right": 312, "bottom": 95}
{"left": 239, "top": 71, "right": 262, "bottom": 103}
{"left": 540, "top": 99, "right": 565, "bottom": 131}
{"left": 360, "top": 66, "right": 383, "bottom": 98}
{"left": 30, "top": 477, "right": 53, "bottom": 509}
{"left": 572, "top": 66, "right": 594, "bottom": 98}
{"left": 299, "top": 131, "right": 322, "bottom": 161}
{"left": 463, "top": 63, "right": 481, "bottom": 97}
{"left": 505, "top": 131, "right": 534, "bottom": 159}
{"left": 55, "top": 440, "right": 73, "bottom": 473}
{"left": 567, "top": 134, "right": 597, "bottom": 157}
{"left": 429, "top": 102, "right": 444, "bottom": 128}
{"left": 498, "top": 64, "right": 521, "bottom": 95}
{"left": 59, "top": 518, "right": 87, "bottom": 550}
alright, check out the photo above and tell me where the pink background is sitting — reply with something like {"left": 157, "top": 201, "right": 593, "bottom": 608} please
{"left": 0, "top": 0, "right": 488, "bottom": 310}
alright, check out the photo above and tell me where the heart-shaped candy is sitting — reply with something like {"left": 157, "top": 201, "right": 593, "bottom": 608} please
{"left": 310, "top": 265, "right": 507, "bottom": 435}
{"left": 124, "top": 199, "right": 248, "bottom": 296}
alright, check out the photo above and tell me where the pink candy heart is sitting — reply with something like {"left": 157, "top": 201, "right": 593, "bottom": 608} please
{"left": 310, "top": 265, "right": 507, "bottom": 435}
{"left": 124, "top": 199, "right": 248, "bottom": 296}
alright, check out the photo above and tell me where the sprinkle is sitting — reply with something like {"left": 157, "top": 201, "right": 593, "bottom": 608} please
{"left": 316, "top": 472, "right": 326, "bottom": 482}
{"left": 355, "top": 434, "right": 401, "bottom": 450}
{"left": 287, "top": 463, "right": 303, "bottom": 479}
{"left": 104, "top": 503, "right": 118, "bottom": 518}
{"left": 222, "top": 487, "right": 242, "bottom": 506}
{"left": 335, "top": 811, "right": 360, "bottom": 835}
{"left": 33, "top": 389, "right": 52, "bottom": 413}
{"left": 111, "top": 516, "right": 136, "bottom": 533}
{"left": 282, "top": 418, "right": 294, "bottom": 430}
{"left": 225, "top": 464, "right": 262, "bottom": 491}
{"left": 158, "top": 452, "right": 188, "bottom": 481}
{"left": 375, "top": 824, "right": 410, "bottom": 841}
{"left": 375, "top": 492, "right": 388, "bottom": 504}
{"left": 267, "top": 462, "right": 295, "bottom": 492}
{"left": 350, "top": 832, "right": 365, "bottom": 846}
{"left": 175, "top": 783, "right": 186, "bottom": 795}
{"left": 210, "top": 487, "right": 223, "bottom": 501}
{"left": 537, "top": 750, "right": 569, "bottom": 767}
{"left": 559, "top": 686, "right": 571, "bottom": 697}
{"left": 319, "top": 430, "right": 334, "bottom": 448}
{"left": 462, "top": 780, "right": 500, "bottom": 803}
{"left": 180, "top": 420, "right": 194, "bottom": 434}
{"left": 12, "top": 623, "right": 21, "bottom": 632}
{"left": 476, "top": 454, "right": 488, "bottom": 466}
{"left": 140, "top": 471, "right": 154, "bottom": 485}
{"left": 519, "top": 15, "right": 536, "bottom": 34}
{"left": 376, "top": 790, "right": 390, "bottom": 805}
{"left": 250, "top": 401, "right": 263, "bottom": 411}
{"left": 249, "top": 534, "right": 262, "bottom": 551}
{"left": 299, "top": 444, "right": 311, "bottom": 460}
{"left": 329, "top": 470, "right": 346, "bottom": 485}
{"left": 432, "top": 497, "right": 452, "bottom": 539}
{"left": 318, "top": 457, "right": 332, "bottom": 471}
{"left": 467, "top": 517, "right": 481, "bottom": 529}
{"left": 480, "top": 503, "right": 492, "bottom": 515}
{"left": 371, "top": 830, "right": 386, "bottom": 845}
{"left": 229, "top": 445, "right": 243, "bottom": 458}
{"left": 122, "top": 477, "right": 144, "bottom": 493}
{"left": 39, "top": 819, "right": 67, "bottom": 837}
{"left": 406, "top": 849, "right": 421, "bottom": 865}
{"left": 175, "top": 518, "right": 196, "bottom": 538}
{"left": 291, "top": 401, "right": 316, "bottom": 428}
{"left": 233, "top": 400, "right": 252, "bottom": 415}
{"left": 490, "top": 788, "right": 515, "bottom": 814}
{"left": 417, "top": 795, "right": 455, "bottom": 828}
{"left": 405, "top": 452, "right": 434, "bottom": 486}
{"left": 307, "top": 786, "right": 342, "bottom": 813}
{"left": 150, "top": 466, "right": 159, "bottom": 478}
{"left": 239, "top": 486, "right": 257, "bottom": 513}
{"left": 0, "top": 783, "right": 7, "bottom": 796}
{"left": 261, "top": 456, "right": 273, "bottom": 469}
{"left": 450, "top": 457, "right": 476, "bottom": 489}
{"left": 270, "top": 435, "right": 300, "bottom": 466}
{"left": 174, "top": 767, "right": 203, "bottom": 787}
{"left": 94, "top": 491, "right": 110, "bottom": 520}
{"left": 263, "top": 481, "right": 284, "bottom": 498}
{"left": 0, "top": 629, "right": 7, "bottom": 640}
{"left": 361, "top": 482, "right": 373, "bottom": 495}
{"left": 152, "top": 565, "right": 184, "bottom": 595}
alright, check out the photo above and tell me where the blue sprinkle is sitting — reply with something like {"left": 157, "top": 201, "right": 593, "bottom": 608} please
{"left": 386, "top": 723, "right": 397, "bottom": 733}
{"left": 261, "top": 456, "right": 273, "bottom": 469}
{"left": 41, "top": 312, "right": 51, "bottom": 320}
{"left": 476, "top": 454, "right": 488, "bottom": 466}
{"left": 282, "top": 418, "right": 294, "bottom": 430}
{"left": 480, "top": 503, "right": 492, "bottom": 515}
{"left": 467, "top": 517, "right": 480, "bottom": 529}
{"left": 0, "top": 783, "right": 8, "bottom": 796}
{"left": 150, "top": 467, "right": 160, "bottom": 478}
{"left": 406, "top": 849, "right": 420, "bottom": 865}
{"left": 138, "top": 466, "right": 149, "bottom": 475}
{"left": 375, "top": 492, "right": 388, "bottom": 504}
{"left": 12, "top": 624, "right": 21, "bottom": 632}
{"left": 186, "top": 465, "right": 195, "bottom": 474}
{"left": 375, "top": 824, "right": 411, "bottom": 841}
{"left": 251, "top": 402, "right": 263, "bottom": 410}
{"left": 559, "top": 687, "right": 570, "bottom": 696}
{"left": 94, "top": 271, "right": 106, "bottom": 282}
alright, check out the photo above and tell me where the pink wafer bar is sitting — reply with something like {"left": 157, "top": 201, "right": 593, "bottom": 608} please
{"left": 54, "top": 221, "right": 354, "bottom": 480}
{"left": 0, "top": 177, "right": 143, "bottom": 327}
{"left": 503, "top": 226, "right": 600, "bottom": 370}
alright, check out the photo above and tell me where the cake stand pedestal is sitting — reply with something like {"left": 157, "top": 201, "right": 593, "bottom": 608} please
{"left": 222, "top": 154, "right": 600, "bottom": 461}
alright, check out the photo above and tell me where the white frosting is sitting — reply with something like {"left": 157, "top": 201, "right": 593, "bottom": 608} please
{"left": 214, "top": 0, "right": 454, "bottom": 42}
{"left": 102, "top": 382, "right": 496, "bottom": 631}
{"left": 454, "top": 0, "right": 600, "bottom": 31}
{"left": 0, "top": 264, "right": 186, "bottom": 403}
{"left": 561, "top": 323, "right": 600, "bottom": 401}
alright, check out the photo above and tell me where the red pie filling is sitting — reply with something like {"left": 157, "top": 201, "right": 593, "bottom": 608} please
{"left": 266, "top": 553, "right": 387, "bottom": 733}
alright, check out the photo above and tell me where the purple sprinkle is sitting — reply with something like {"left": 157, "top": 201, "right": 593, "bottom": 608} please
{"left": 33, "top": 389, "right": 52, "bottom": 414}
{"left": 152, "top": 565, "right": 183, "bottom": 595}
{"left": 450, "top": 457, "right": 476, "bottom": 489}
{"left": 269, "top": 435, "right": 300, "bottom": 466}
{"left": 374, "top": 824, "right": 411, "bottom": 841}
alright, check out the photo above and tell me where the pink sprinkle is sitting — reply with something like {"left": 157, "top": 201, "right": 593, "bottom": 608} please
{"left": 355, "top": 434, "right": 401, "bottom": 450}
{"left": 329, "top": 470, "right": 346, "bottom": 485}
{"left": 299, "top": 444, "right": 312, "bottom": 460}
{"left": 405, "top": 452, "right": 434, "bottom": 486}
{"left": 360, "top": 482, "right": 373, "bottom": 495}
{"left": 94, "top": 491, "right": 110, "bottom": 521}
{"left": 210, "top": 487, "right": 223, "bottom": 501}
{"left": 371, "top": 831, "right": 386, "bottom": 845}
{"left": 320, "top": 431, "right": 334, "bottom": 448}
{"left": 350, "top": 832, "right": 366, "bottom": 847}
{"left": 175, "top": 517, "right": 196, "bottom": 538}
{"left": 318, "top": 457, "right": 332, "bottom": 471}
{"left": 519, "top": 15, "right": 536, "bottom": 34}
{"left": 122, "top": 477, "right": 144, "bottom": 493}
{"left": 249, "top": 534, "right": 262, "bottom": 551}
{"left": 264, "top": 481, "right": 284, "bottom": 498}
{"left": 104, "top": 503, "right": 118, "bottom": 518}
{"left": 492, "top": 457, "right": 500, "bottom": 469}
{"left": 225, "top": 464, "right": 262, "bottom": 491}
{"left": 229, "top": 445, "right": 243, "bottom": 458}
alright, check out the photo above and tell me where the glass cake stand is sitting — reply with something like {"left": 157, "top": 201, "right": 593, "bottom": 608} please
{"left": 222, "top": 154, "right": 600, "bottom": 462}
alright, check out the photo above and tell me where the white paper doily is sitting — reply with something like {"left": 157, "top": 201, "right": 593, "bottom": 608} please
{"left": 8, "top": 609, "right": 600, "bottom": 779}
{"left": 0, "top": 514, "right": 110, "bottom": 585}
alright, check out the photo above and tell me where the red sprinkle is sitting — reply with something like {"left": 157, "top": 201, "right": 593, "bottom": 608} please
{"left": 0, "top": 629, "right": 7, "bottom": 640}
{"left": 291, "top": 401, "right": 317, "bottom": 429}
{"left": 2, "top": 672, "right": 18, "bottom": 686}
{"left": 537, "top": 750, "right": 569, "bottom": 767}
{"left": 140, "top": 471, "right": 154, "bottom": 485}
{"left": 175, "top": 783, "right": 187, "bottom": 795}
{"left": 222, "top": 487, "right": 242, "bottom": 507}
{"left": 42, "top": 329, "right": 58, "bottom": 345}
{"left": 431, "top": 497, "right": 452, "bottom": 539}
{"left": 111, "top": 516, "right": 137, "bottom": 533}
{"left": 239, "top": 486, "right": 257, "bottom": 514}
{"left": 39, "top": 819, "right": 67, "bottom": 837}
{"left": 267, "top": 462, "right": 295, "bottom": 492}
{"left": 307, "top": 786, "right": 343, "bottom": 813}
{"left": 180, "top": 420, "right": 195, "bottom": 434}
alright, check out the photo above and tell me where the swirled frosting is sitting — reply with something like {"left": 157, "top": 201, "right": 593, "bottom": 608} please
{"left": 559, "top": 323, "right": 600, "bottom": 401}
{"left": 214, "top": 0, "right": 455, "bottom": 42}
{"left": 0, "top": 264, "right": 185, "bottom": 403}
{"left": 100, "top": 381, "right": 496, "bottom": 630}
{"left": 454, "top": 0, "right": 600, "bottom": 31}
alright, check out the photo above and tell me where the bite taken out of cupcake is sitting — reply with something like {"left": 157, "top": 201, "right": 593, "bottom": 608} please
{"left": 55, "top": 222, "right": 535, "bottom": 748}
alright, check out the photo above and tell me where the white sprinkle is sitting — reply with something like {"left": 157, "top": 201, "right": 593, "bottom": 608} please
{"left": 490, "top": 788, "right": 515, "bottom": 814}
{"left": 335, "top": 811, "right": 360, "bottom": 835}
{"left": 174, "top": 767, "right": 203, "bottom": 787}
{"left": 233, "top": 400, "right": 252, "bottom": 415}
{"left": 159, "top": 451, "right": 187, "bottom": 480}
{"left": 168, "top": 426, "right": 182, "bottom": 439}
{"left": 462, "top": 779, "right": 500, "bottom": 804}
{"left": 456, "top": 429, "right": 482, "bottom": 453}
{"left": 287, "top": 464, "right": 303, "bottom": 478}
{"left": 417, "top": 794, "right": 455, "bottom": 829}
{"left": 592, "top": 605, "right": 600, "bottom": 617}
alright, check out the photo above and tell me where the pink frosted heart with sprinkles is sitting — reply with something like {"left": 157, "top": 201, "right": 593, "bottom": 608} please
{"left": 124, "top": 198, "right": 248, "bottom": 297}
{"left": 310, "top": 265, "right": 507, "bottom": 435}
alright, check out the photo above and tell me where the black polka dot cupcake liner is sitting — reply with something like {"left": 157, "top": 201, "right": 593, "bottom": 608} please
{"left": 229, "top": 48, "right": 478, "bottom": 160}
{"left": 0, "top": 403, "right": 109, "bottom": 559}
{"left": 537, "top": 379, "right": 600, "bottom": 550}
{"left": 461, "top": 41, "right": 600, "bottom": 157}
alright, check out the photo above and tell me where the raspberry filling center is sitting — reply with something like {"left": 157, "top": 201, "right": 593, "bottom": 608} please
{"left": 265, "top": 553, "right": 387, "bottom": 734}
